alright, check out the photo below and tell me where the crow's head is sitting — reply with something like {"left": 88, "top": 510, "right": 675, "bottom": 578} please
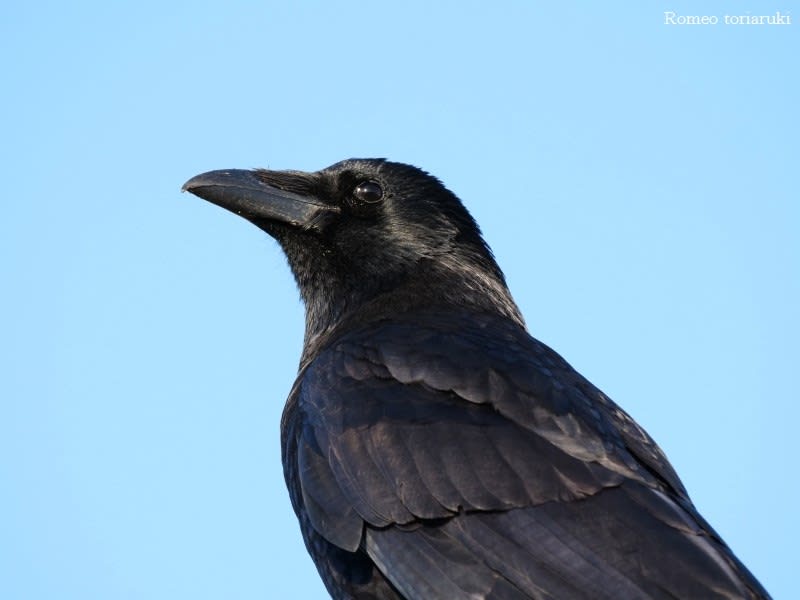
{"left": 183, "top": 159, "right": 522, "bottom": 346}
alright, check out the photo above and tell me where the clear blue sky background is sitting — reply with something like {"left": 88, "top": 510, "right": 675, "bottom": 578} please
{"left": 2, "top": 2, "right": 797, "bottom": 598}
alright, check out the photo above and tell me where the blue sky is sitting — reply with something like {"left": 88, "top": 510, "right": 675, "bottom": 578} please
{"left": 2, "top": 2, "right": 797, "bottom": 598}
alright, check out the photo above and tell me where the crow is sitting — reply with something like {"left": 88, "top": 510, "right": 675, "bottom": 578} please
{"left": 183, "top": 159, "right": 770, "bottom": 599}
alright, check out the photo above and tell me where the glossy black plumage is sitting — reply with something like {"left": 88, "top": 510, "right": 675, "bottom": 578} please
{"left": 183, "top": 159, "right": 770, "bottom": 599}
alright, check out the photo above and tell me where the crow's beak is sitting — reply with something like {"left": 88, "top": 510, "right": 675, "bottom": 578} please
{"left": 182, "top": 169, "right": 338, "bottom": 230}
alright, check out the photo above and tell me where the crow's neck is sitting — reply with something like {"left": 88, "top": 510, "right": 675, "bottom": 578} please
{"left": 286, "top": 249, "right": 525, "bottom": 366}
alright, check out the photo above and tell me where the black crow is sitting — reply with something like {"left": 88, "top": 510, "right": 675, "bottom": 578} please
{"left": 183, "top": 159, "right": 770, "bottom": 599}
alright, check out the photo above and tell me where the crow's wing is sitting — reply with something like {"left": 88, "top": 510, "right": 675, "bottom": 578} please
{"left": 289, "top": 311, "right": 768, "bottom": 599}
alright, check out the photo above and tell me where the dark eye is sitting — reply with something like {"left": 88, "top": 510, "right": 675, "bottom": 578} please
{"left": 353, "top": 181, "right": 383, "bottom": 204}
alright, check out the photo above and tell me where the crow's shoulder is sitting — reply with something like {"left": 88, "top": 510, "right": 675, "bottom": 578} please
{"left": 283, "top": 310, "right": 687, "bottom": 551}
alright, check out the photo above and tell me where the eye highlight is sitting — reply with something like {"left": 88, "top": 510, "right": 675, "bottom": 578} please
{"left": 353, "top": 181, "right": 383, "bottom": 204}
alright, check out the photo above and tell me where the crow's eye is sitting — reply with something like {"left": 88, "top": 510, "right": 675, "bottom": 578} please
{"left": 353, "top": 181, "right": 383, "bottom": 204}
